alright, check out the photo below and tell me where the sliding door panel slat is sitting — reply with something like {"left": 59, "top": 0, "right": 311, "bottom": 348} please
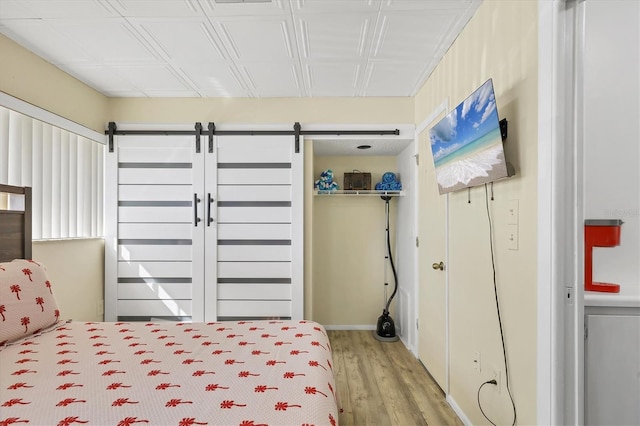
{"left": 118, "top": 223, "right": 192, "bottom": 239}
{"left": 217, "top": 245, "right": 291, "bottom": 262}
{"left": 118, "top": 245, "right": 192, "bottom": 261}
{"left": 218, "top": 283, "right": 291, "bottom": 300}
{"left": 217, "top": 300, "right": 291, "bottom": 318}
{"left": 119, "top": 169, "right": 192, "bottom": 185}
{"left": 216, "top": 185, "right": 291, "bottom": 202}
{"left": 117, "top": 300, "right": 192, "bottom": 317}
{"left": 119, "top": 147, "right": 192, "bottom": 163}
{"left": 217, "top": 223, "right": 292, "bottom": 240}
{"left": 217, "top": 261, "right": 290, "bottom": 278}
{"left": 217, "top": 207, "right": 291, "bottom": 223}
{"left": 118, "top": 283, "right": 192, "bottom": 300}
{"left": 217, "top": 136, "right": 292, "bottom": 163}
{"left": 118, "top": 206, "right": 192, "bottom": 223}
{"left": 119, "top": 185, "right": 192, "bottom": 201}
{"left": 118, "top": 261, "right": 192, "bottom": 278}
{"left": 217, "top": 169, "right": 290, "bottom": 185}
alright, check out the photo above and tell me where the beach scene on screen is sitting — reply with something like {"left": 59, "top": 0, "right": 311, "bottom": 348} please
{"left": 429, "top": 79, "right": 508, "bottom": 194}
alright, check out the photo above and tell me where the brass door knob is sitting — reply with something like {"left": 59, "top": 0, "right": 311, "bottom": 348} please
{"left": 432, "top": 261, "right": 444, "bottom": 271}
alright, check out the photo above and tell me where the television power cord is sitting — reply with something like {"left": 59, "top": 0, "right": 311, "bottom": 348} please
{"left": 476, "top": 183, "right": 517, "bottom": 426}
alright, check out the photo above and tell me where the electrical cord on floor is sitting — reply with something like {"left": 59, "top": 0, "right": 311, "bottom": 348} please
{"left": 476, "top": 184, "right": 517, "bottom": 426}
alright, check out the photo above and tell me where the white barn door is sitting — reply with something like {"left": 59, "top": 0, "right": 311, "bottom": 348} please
{"left": 208, "top": 135, "right": 303, "bottom": 321}
{"left": 105, "top": 134, "right": 205, "bottom": 321}
{"left": 106, "top": 131, "right": 303, "bottom": 322}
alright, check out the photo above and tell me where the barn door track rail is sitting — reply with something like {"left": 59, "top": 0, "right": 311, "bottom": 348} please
{"left": 106, "top": 122, "right": 400, "bottom": 154}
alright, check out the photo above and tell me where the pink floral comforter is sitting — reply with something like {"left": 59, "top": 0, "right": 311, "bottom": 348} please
{"left": 0, "top": 320, "right": 338, "bottom": 426}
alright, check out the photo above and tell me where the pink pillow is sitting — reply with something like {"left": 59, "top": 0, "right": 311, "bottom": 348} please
{"left": 0, "top": 259, "right": 61, "bottom": 346}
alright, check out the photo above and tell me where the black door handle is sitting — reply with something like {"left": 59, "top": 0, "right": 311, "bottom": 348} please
{"left": 194, "top": 193, "right": 201, "bottom": 227}
{"left": 207, "top": 193, "right": 214, "bottom": 226}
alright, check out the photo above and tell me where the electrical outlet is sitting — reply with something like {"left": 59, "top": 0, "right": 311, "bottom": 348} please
{"left": 473, "top": 351, "right": 481, "bottom": 372}
{"left": 507, "top": 224, "right": 519, "bottom": 250}
{"left": 492, "top": 367, "right": 502, "bottom": 393}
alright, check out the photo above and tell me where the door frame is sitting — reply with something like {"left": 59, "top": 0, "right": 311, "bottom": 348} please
{"left": 537, "top": 0, "right": 584, "bottom": 423}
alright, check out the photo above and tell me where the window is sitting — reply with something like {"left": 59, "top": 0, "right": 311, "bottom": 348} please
{"left": 0, "top": 105, "right": 104, "bottom": 240}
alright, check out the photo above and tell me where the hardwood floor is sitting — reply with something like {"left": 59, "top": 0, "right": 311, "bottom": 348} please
{"left": 328, "top": 330, "right": 462, "bottom": 426}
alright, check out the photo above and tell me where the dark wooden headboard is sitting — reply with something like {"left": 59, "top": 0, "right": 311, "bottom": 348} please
{"left": 0, "top": 184, "right": 32, "bottom": 262}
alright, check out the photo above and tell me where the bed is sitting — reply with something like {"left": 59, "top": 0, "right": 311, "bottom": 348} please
{"left": 0, "top": 184, "right": 339, "bottom": 426}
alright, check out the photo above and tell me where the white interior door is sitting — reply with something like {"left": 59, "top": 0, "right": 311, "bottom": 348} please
{"left": 105, "top": 134, "right": 205, "bottom": 321}
{"left": 417, "top": 128, "right": 448, "bottom": 391}
{"left": 207, "top": 135, "right": 303, "bottom": 321}
{"left": 106, "top": 130, "right": 304, "bottom": 323}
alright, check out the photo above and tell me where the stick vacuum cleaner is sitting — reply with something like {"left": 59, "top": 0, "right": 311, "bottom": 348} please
{"left": 374, "top": 196, "right": 399, "bottom": 342}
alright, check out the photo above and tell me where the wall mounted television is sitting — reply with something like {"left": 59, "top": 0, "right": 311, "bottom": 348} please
{"left": 429, "top": 79, "right": 513, "bottom": 195}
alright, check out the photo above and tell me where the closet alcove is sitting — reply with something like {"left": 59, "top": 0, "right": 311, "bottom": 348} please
{"left": 308, "top": 124, "right": 417, "bottom": 347}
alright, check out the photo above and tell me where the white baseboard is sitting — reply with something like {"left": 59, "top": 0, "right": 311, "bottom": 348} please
{"left": 401, "top": 337, "right": 417, "bottom": 356}
{"left": 323, "top": 324, "right": 376, "bottom": 331}
{"left": 447, "top": 395, "right": 472, "bottom": 426}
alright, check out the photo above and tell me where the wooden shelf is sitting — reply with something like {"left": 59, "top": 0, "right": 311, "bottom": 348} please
{"left": 313, "top": 189, "right": 404, "bottom": 197}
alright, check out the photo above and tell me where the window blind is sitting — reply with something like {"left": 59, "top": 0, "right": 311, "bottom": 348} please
{"left": 0, "top": 105, "right": 104, "bottom": 240}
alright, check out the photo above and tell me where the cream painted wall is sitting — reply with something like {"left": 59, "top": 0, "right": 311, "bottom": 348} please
{"left": 414, "top": 1, "right": 538, "bottom": 425}
{"left": 2, "top": 35, "right": 108, "bottom": 323}
{"left": 0, "top": 34, "right": 109, "bottom": 133}
{"left": 312, "top": 156, "right": 398, "bottom": 327}
{"left": 32, "top": 239, "right": 105, "bottom": 322}
{"left": 108, "top": 97, "right": 413, "bottom": 125}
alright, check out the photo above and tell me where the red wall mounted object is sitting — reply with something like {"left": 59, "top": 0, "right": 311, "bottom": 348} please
{"left": 584, "top": 219, "right": 624, "bottom": 293}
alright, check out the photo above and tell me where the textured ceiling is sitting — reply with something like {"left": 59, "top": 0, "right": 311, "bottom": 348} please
{"left": 0, "top": 0, "right": 482, "bottom": 99}
{"left": 0, "top": 0, "right": 481, "bottom": 156}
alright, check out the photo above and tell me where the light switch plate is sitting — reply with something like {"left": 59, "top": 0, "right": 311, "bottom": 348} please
{"left": 507, "top": 199, "right": 519, "bottom": 225}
